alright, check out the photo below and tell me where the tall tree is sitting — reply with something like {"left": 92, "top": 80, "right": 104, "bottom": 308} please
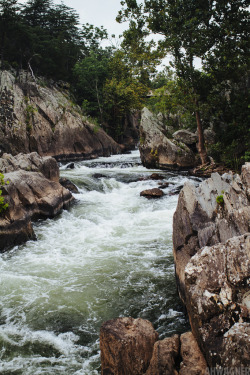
{"left": 0, "top": 0, "right": 21, "bottom": 68}
{"left": 117, "top": 0, "right": 249, "bottom": 165}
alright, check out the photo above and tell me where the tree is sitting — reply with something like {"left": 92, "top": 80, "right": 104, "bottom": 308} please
{"left": 117, "top": 0, "right": 249, "bottom": 165}
{"left": 0, "top": 0, "right": 21, "bottom": 68}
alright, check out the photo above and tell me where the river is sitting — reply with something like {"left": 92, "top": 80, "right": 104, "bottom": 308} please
{"left": 0, "top": 150, "right": 195, "bottom": 374}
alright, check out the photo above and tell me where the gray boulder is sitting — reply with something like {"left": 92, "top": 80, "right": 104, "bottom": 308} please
{"left": 139, "top": 108, "right": 195, "bottom": 170}
{"left": 173, "top": 162, "right": 250, "bottom": 368}
{"left": 185, "top": 234, "right": 250, "bottom": 368}
{"left": 173, "top": 129, "right": 198, "bottom": 145}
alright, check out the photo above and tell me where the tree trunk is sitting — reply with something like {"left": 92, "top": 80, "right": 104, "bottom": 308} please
{"left": 195, "top": 106, "right": 209, "bottom": 165}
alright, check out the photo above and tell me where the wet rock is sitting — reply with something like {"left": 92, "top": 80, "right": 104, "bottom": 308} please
{"left": 100, "top": 317, "right": 158, "bottom": 375}
{"left": 139, "top": 108, "right": 195, "bottom": 170}
{"left": 173, "top": 130, "right": 198, "bottom": 145}
{"left": 145, "top": 335, "right": 179, "bottom": 375}
{"left": 0, "top": 154, "right": 74, "bottom": 252}
{"left": 0, "top": 70, "right": 121, "bottom": 160}
{"left": 179, "top": 332, "right": 207, "bottom": 375}
{"left": 92, "top": 173, "right": 108, "bottom": 179}
{"left": 158, "top": 182, "right": 169, "bottom": 189}
{"left": 140, "top": 188, "right": 164, "bottom": 198}
{"left": 149, "top": 173, "right": 165, "bottom": 180}
{"left": 59, "top": 177, "right": 78, "bottom": 193}
{"left": 66, "top": 162, "right": 75, "bottom": 169}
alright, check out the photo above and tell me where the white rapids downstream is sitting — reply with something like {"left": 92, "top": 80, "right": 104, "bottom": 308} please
{"left": 0, "top": 150, "right": 198, "bottom": 374}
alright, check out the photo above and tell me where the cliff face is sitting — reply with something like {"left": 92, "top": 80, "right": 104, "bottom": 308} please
{"left": 173, "top": 162, "right": 250, "bottom": 367}
{"left": 0, "top": 70, "right": 121, "bottom": 161}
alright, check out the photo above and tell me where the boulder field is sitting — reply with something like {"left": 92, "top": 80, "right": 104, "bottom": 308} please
{"left": 100, "top": 163, "right": 250, "bottom": 373}
{"left": 0, "top": 70, "right": 121, "bottom": 161}
{"left": 0, "top": 152, "right": 74, "bottom": 251}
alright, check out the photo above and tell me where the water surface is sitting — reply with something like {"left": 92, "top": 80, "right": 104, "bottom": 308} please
{"left": 0, "top": 150, "right": 193, "bottom": 374}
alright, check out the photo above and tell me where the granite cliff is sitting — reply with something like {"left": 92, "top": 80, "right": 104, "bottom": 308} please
{"left": 0, "top": 70, "right": 121, "bottom": 161}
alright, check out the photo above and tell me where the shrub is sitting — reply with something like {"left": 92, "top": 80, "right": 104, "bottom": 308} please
{"left": 0, "top": 173, "right": 9, "bottom": 214}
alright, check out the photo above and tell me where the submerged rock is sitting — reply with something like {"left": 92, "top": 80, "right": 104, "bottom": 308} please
{"left": 139, "top": 108, "right": 195, "bottom": 170}
{"left": 0, "top": 153, "right": 74, "bottom": 251}
{"left": 59, "top": 177, "right": 78, "bottom": 193}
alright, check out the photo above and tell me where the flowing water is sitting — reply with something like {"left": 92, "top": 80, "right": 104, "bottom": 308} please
{"left": 0, "top": 150, "right": 197, "bottom": 374}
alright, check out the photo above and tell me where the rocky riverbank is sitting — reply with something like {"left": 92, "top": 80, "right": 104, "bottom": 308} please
{"left": 0, "top": 70, "right": 121, "bottom": 161}
{"left": 0, "top": 152, "right": 74, "bottom": 251}
{"left": 100, "top": 162, "right": 250, "bottom": 374}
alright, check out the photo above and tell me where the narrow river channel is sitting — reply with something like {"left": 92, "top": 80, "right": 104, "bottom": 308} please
{"left": 0, "top": 150, "right": 195, "bottom": 374}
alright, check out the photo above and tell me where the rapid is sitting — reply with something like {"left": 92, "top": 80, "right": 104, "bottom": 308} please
{"left": 0, "top": 150, "right": 196, "bottom": 374}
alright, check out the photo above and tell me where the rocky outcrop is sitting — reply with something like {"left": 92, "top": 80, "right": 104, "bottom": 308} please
{"left": 139, "top": 108, "right": 196, "bottom": 170}
{"left": 185, "top": 234, "right": 250, "bottom": 368}
{"left": 100, "top": 317, "right": 158, "bottom": 375}
{"left": 100, "top": 318, "right": 207, "bottom": 375}
{"left": 0, "top": 153, "right": 74, "bottom": 251}
{"left": 173, "top": 162, "right": 250, "bottom": 368}
{"left": 0, "top": 70, "right": 121, "bottom": 161}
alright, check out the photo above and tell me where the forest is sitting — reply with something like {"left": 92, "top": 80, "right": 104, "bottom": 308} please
{"left": 0, "top": 0, "right": 249, "bottom": 169}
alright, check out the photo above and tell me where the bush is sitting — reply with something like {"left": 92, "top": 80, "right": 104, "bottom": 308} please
{"left": 0, "top": 173, "right": 9, "bottom": 214}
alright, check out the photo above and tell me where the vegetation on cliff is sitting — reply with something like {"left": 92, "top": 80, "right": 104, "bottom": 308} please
{"left": 0, "top": 0, "right": 249, "bottom": 168}
{"left": 117, "top": 0, "right": 249, "bottom": 169}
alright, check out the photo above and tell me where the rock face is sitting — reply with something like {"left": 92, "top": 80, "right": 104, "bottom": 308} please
{"left": 0, "top": 70, "right": 121, "bottom": 161}
{"left": 100, "top": 318, "right": 207, "bottom": 375}
{"left": 185, "top": 235, "right": 250, "bottom": 368}
{"left": 139, "top": 108, "right": 196, "bottom": 170}
{"left": 179, "top": 332, "right": 207, "bottom": 375}
{"left": 0, "top": 153, "right": 74, "bottom": 251}
{"left": 173, "top": 162, "right": 250, "bottom": 368}
{"left": 100, "top": 317, "right": 158, "bottom": 375}
{"left": 145, "top": 335, "right": 179, "bottom": 375}
{"left": 173, "top": 130, "right": 198, "bottom": 146}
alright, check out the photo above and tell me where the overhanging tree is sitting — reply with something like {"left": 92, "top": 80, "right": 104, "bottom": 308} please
{"left": 117, "top": 0, "right": 249, "bottom": 165}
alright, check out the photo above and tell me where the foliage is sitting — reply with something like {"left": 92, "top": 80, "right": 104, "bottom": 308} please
{"left": 216, "top": 195, "right": 224, "bottom": 206}
{"left": 118, "top": 0, "right": 249, "bottom": 167}
{"left": 0, "top": 173, "right": 9, "bottom": 214}
{"left": 103, "top": 50, "right": 148, "bottom": 140}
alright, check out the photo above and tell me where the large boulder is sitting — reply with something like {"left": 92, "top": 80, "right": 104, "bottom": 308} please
{"left": 173, "top": 165, "right": 250, "bottom": 304}
{"left": 173, "top": 162, "right": 250, "bottom": 368}
{"left": 139, "top": 108, "right": 195, "bottom": 170}
{"left": 100, "top": 317, "right": 158, "bottom": 375}
{"left": 173, "top": 130, "right": 198, "bottom": 146}
{"left": 0, "top": 153, "right": 74, "bottom": 251}
{"left": 100, "top": 318, "right": 207, "bottom": 375}
{"left": 185, "top": 234, "right": 250, "bottom": 368}
{"left": 145, "top": 335, "right": 179, "bottom": 375}
{"left": 0, "top": 70, "right": 121, "bottom": 161}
